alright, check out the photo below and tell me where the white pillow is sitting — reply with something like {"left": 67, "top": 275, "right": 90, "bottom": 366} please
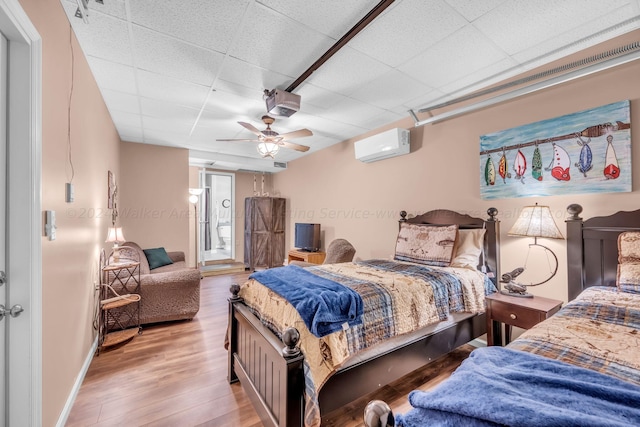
{"left": 450, "top": 229, "right": 486, "bottom": 269}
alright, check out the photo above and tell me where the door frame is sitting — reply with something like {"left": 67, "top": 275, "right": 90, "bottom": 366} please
{"left": 1, "top": 0, "right": 42, "bottom": 425}
{"left": 199, "top": 170, "right": 235, "bottom": 263}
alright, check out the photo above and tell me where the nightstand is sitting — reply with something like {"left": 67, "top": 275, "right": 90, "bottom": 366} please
{"left": 485, "top": 292, "right": 562, "bottom": 346}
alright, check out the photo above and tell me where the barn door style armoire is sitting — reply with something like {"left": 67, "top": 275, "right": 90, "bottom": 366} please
{"left": 244, "top": 197, "right": 286, "bottom": 271}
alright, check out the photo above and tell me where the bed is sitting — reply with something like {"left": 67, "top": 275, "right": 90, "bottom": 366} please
{"left": 363, "top": 204, "right": 640, "bottom": 427}
{"left": 227, "top": 208, "right": 501, "bottom": 427}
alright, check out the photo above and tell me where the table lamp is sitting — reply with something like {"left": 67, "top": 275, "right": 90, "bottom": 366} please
{"left": 105, "top": 226, "right": 126, "bottom": 263}
{"left": 501, "top": 203, "right": 564, "bottom": 297}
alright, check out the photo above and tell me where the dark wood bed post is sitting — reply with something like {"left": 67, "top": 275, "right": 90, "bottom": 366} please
{"left": 228, "top": 283, "right": 242, "bottom": 384}
{"left": 565, "top": 204, "right": 584, "bottom": 301}
{"left": 485, "top": 207, "right": 500, "bottom": 290}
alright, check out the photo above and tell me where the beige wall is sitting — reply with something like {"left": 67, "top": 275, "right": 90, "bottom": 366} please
{"left": 18, "top": 0, "right": 122, "bottom": 424}
{"left": 119, "top": 142, "right": 190, "bottom": 254}
{"left": 274, "top": 30, "right": 640, "bottom": 305}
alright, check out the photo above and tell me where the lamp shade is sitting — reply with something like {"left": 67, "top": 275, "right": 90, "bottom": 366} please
{"left": 508, "top": 204, "right": 564, "bottom": 239}
{"left": 105, "top": 226, "right": 126, "bottom": 243}
{"left": 189, "top": 188, "right": 204, "bottom": 196}
{"left": 257, "top": 141, "right": 279, "bottom": 158}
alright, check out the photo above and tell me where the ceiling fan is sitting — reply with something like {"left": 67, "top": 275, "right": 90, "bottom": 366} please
{"left": 217, "top": 115, "right": 312, "bottom": 158}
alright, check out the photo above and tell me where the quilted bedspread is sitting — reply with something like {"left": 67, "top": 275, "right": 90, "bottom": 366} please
{"left": 238, "top": 260, "right": 494, "bottom": 427}
{"left": 509, "top": 286, "right": 640, "bottom": 385}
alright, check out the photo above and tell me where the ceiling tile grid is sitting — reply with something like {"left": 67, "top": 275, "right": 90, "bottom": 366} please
{"left": 131, "top": 25, "right": 225, "bottom": 86}
{"left": 63, "top": 0, "right": 640, "bottom": 172}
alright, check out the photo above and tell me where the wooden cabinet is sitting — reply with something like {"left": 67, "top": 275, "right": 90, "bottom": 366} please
{"left": 485, "top": 292, "right": 562, "bottom": 346}
{"left": 244, "top": 197, "right": 286, "bottom": 271}
{"left": 288, "top": 249, "right": 326, "bottom": 265}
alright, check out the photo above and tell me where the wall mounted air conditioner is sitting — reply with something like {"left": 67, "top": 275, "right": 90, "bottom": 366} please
{"left": 354, "top": 128, "right": 410, "bottom": 163}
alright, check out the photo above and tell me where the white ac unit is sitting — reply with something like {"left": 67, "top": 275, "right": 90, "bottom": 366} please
{"left": 354, "top": 128, "right": 410, "bottom": 163}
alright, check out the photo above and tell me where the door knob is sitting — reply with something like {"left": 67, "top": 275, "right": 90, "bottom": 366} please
{"left": 0, "top": 304, "right": 24, "bottom": 321}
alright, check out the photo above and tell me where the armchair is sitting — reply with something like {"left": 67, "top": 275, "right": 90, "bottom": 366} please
{"left": 114, "top": 242, "right": 201, "bottom": 324}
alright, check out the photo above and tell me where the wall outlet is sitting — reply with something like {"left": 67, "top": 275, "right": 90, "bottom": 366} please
{"left": 65, "top": 183, "right": 74, "bottom": 203}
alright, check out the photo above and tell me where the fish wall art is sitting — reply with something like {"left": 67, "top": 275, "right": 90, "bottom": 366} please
{"left": 479, "top": 100, "right": 631, "bottom": 200}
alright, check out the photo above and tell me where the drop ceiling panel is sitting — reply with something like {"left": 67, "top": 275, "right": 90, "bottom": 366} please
{"left": 347, "top": 0, "right": 468, "bottom": 67}
{"left": 101, "top": 89, "right": 140, "bottom": 115}
{"left": 227, "top": 2, "right": 336, "bottom": 77}
{"left": 110, "top": 110, "right": 143, "bottom": 129}
{"left": 132, "top": 25, "right": 224, "bottom": 86}
{"left": 474, "top": 0, "right": 631, "bottom": 56}
{"left": 136, "top": 70, "right": 211, "bottom": 110}
{"left": 356, "top": 110, "right": 406, "bottom": 131}
{"left": 86, "top": 56, "right": 137, "bottom": 94}
{"left": 306, "top": 46, "right": 392, "bottom": 95}
{"left": 443, "top": 0, "right": 507, "bottom": 22}
{"left": 295, "top": 83, "right": 349, "bottom": 110}
{"left": 64, "top": 3, "right": 133, "bottom": 65}
{"left": 257, "top": 0, "right": 375, "bottom": 38}
{"left": 142, "top": 116, "right": 194, "bottom": 135}
{"left": 204, "top": 85, "right": 266, "bottom": 120}
{"left": 217, "top": 57, "right": 294, "bottom": 93}
{"left": 349, "top": 69, "right": 431, "bottom": 110}
{"left": 129, "top": 0, "right": 250, "bottom": 53}
{"left": 511, "top": 6, "right": 640, "bottom": 66}
{"left": 139, "top": 98, "right": 201, "bottom": 125}
{"left": 399, "top": 25, "right": 509, "bottom": 89}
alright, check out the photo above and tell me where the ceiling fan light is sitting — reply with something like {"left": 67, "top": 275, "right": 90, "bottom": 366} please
{"left": 257, "top": 142, "right": 280, "bottom": 158}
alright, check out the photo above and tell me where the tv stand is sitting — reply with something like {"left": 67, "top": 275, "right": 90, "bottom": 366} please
{"left": 287, "top": 249, "right": 326, "bottom": 265}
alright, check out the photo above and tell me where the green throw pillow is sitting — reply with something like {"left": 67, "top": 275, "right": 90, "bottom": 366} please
{"left": 143, "top": 247, "right": 174, "bottom": 270}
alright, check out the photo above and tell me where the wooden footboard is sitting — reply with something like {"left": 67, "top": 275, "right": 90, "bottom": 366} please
{"left": 229, "top": 290, "right": 486, "bottom": 427}
{"left": 228, "top": 290, "right": 304, "bottom": 427}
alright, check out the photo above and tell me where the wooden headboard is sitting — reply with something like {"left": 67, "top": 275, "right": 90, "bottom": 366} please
{"left": 566, "top": 204, "right": 640, "bottom": 300}
{"left": 399, "top": 208, "right": 500, "bottom": 289}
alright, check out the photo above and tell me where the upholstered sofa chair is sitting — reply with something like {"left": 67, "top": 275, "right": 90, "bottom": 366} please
{"left": 114, "top": 242, "right": 201, "bottom": 325}
{"left": 290, "top": 238, "right": 356, "bottom": 267}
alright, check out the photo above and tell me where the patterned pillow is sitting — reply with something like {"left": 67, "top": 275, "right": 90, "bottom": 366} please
{"left": 394, "top": 223, "right": 458, "bottom": 267}
{"left": 617, "top": 232, "right": 640, "bottom": 294}
{"left": 617, "top": 263, "right": 640, "bottom": 294}
{"left": 618, "top": 231, "right": 640, "bottom": 264}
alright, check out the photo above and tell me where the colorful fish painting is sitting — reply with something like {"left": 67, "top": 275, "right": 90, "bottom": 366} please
{"left": 604, "top": 134, "right": 620, "bottom": 179}
{"left": 513, "top": 150, "right": 526, "bottom": 183}
{"left": 532, "top": 146, "right": 543, "bottom": 181}
{"left": 484, "top": 156, "right": 495, "bottom": 186}
{"left": 498, "top": 150, "right": 511, "bottom": 183}
{"left": 546, "top": 143, "right": 571, "bottom": 181}
{"left": 575, "top": 136, "right": 593, "bottom": 177}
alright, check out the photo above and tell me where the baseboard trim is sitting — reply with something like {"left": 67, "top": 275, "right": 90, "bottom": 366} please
{"left": 469, "top": 337, "right": 487, "bottom": 348}
{"left": 56, "top": 337, "right": 98, "bottom": 427}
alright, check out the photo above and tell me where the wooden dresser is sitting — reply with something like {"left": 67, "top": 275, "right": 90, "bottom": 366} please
{"left": 244, "top": 197, "right": 286, "bottom": 271}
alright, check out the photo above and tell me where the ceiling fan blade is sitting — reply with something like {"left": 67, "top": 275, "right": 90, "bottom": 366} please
{"left": 238, "top": 121, "right": 263, "bottom": 136}
{"left": 215, "top": 138, "right": 259, "bottom": 142}
{"left": 278, "top": 128, "right": 313, "bottom": 140}
{"left": 279, "top": 140, "right": 310, "bottom": 152}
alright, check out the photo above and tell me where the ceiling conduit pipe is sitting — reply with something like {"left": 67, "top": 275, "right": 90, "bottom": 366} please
{"left": 285, "top": 0, "right": 395, "bottom": 93}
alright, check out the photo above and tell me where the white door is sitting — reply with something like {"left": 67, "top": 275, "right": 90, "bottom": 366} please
{"left": 1, "top": 0, "right": 42, "bottom": 425}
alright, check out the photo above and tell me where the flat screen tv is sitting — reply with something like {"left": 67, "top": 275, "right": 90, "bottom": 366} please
{"left": 294, "top": 223, "right": 321, "bottom": 252}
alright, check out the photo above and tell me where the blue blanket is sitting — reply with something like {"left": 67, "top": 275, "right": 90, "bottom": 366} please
{"left": 249, "top": 265, "right": 363, "bottom": 337}
{"left": 397, "top": 347, "right": 640, "bottom": 427}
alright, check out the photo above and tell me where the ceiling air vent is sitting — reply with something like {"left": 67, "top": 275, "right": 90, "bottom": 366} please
{"left": 274, "top": 162, "right": 287, "bottom": 169}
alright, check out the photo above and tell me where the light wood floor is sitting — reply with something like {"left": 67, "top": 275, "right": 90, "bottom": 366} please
{"left": 66, "top": 273, "right": 473, "bottom": 426}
